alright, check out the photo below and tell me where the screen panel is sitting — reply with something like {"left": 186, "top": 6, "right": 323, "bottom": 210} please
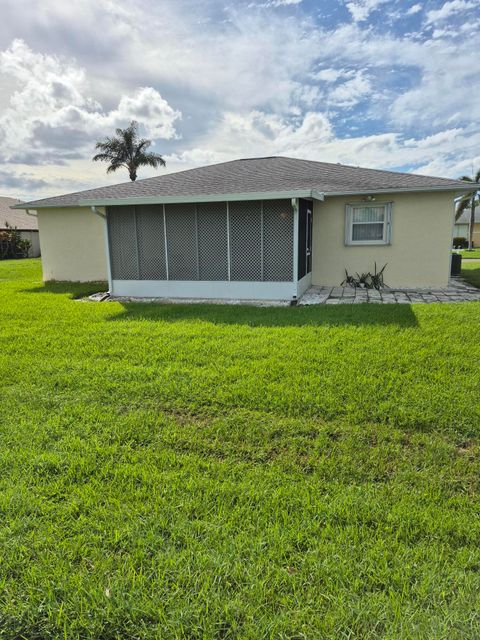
{"left": 107, "top": 206, "right": 138, "bottom": 280}
{"left": 197, "top": 202, "right": 228, "bottom": 281}
{"left": 229, "top": 201, "right": 262, "bottom": 281}
{"left": 136, "top": 205, "right": 167, "bottom": 279}
{"left": 165, "top": 203, "right": 197, "bottom": 280}
{"left": 263, "top": 199, "right": 293, "bottom": 281}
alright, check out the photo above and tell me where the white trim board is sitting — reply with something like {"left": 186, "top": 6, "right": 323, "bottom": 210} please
{"left": 111, "top": 279, "right": 297, "bottom": 300}
{"left": 79, "top": 190, "right": 325, "bottom": 208}
{"left": 297, "top": 272, "right": 312, "bottom": 298}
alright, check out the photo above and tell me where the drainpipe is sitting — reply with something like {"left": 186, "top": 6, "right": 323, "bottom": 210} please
{"left": 90, "top": 205, "right": 105, "bottom": 219}
{"left": 91, "top": 206, "right": 112, "bottom": 294}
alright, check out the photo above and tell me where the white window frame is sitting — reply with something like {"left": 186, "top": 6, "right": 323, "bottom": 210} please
{"left": 345, "top": 202, "right": 392, "bottom": 246}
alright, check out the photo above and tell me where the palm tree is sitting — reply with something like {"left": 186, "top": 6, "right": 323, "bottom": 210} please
{"left": 455, "top": 169, "right": 480, "bottom": 250}
{"left": 92, "top": 121, "right": 166, "bottom": 181}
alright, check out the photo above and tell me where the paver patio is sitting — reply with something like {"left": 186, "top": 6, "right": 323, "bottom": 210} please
{"left": 298, "top": 277, "right": 480, "bottom": 305}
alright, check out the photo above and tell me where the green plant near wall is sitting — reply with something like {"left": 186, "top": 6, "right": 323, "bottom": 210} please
{"left": 453, "top": 237, "right": 469, "bottom": 249}
{"left": 0, "top": 222, "right": 31, "bottom": 259}
{"left": 341, "top": 263, "right": 388, "bottom": 290}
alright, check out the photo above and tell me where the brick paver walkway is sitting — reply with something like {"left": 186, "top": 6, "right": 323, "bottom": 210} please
{"left": 299, "top": 277, "right": 480, "bottom": 305}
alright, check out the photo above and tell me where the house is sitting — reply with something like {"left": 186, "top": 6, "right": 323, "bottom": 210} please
{"left": 1, "top": 196, "right": 41, "bottom": 257}
{"left": 453, "top": 209, "right": 480, "bottom": 247}
{"left": 12, "top": 157, "right": 473, "bottom": 300}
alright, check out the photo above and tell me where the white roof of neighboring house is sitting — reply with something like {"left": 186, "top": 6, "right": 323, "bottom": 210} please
{"left": 455, "top": 209, "right": 480, "bottom": 224}
{"left": 0, "top": 196, "right": 38, "bottom": 230}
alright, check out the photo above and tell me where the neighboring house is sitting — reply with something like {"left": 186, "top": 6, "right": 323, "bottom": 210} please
{"left": 12, "top": 157, "right": 473, "bottom": 300}
{"left": 1, "top": 196, "right": 41, "bottom": 257}
{"left": 453, "top": 209, "right": 480, "bottom": 246}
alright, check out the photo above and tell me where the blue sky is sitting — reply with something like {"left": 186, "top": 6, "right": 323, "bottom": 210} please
{"left": 0, "top": 0, "right": 478, "bottom": 198}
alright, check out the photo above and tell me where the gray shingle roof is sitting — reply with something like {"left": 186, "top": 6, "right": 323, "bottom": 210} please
{"left": 0, "top": 196, "right": 37, "bottom": 229}
{"left": 14, "top": 157, "right": 474, "bottom": 209}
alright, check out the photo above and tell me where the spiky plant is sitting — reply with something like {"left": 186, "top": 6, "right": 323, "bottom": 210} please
{"left": 92, "top": 121, "right": 166, "bottom": 181}
{"left": 455, "top": 169, "right": 480, "bottom": 250}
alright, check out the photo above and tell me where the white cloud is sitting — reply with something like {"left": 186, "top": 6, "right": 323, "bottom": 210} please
{"left": 253, "top": 0, "right": 302, "bottom": 7}
{"left": 345, "top": 0, "right": 388, "bottom": 22}
{"left": 168, "top": 108, "right": 480, "bottom": 181}
{"left": 310, "top": 23, "right": 479, "bottom": 129}
{"left": 390, "top": 43, "right": 478, "bottom": 128}
{"left": 406, "top": 3, "right": 422, "bottom": 15}
{"left": 104, "top": 88, "right": 181, "bottom": 139}
{"left": 313, "top": 68, "right": 345, "bottom": 82}
{"left": 327, "top": 71, "right": 371, "bottom": 107}
{"left": 134, "top": 8, "right": 323, "bottom": 114}
{"left": 143, "top": 110, "right": 333, "bottom": 171}
{"left": 426, "top": 0, "right": 476, "bottom": 24}
{"left": 0, "top": 40, "right": 181, "bottom": 162}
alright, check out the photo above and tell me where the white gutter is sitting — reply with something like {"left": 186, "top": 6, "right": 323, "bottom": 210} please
{"left": 311, "top": 189, "right": 325, "bottom": 201}
{"left": 90, "top": 205, "right": 106, "bottom": 219}
{"left": 79, "top": 189, "right": 325, "bottom": 207}
{"left": 322, "top": 185, "right": 475, "bottom": 196}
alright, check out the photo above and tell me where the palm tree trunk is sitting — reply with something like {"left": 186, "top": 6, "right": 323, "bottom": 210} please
{"left": 469, "top": 199, "right": 476, "bottom": 250}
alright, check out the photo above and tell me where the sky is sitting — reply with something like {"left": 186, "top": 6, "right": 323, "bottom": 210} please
{"left": 0, "top": 0, "right": 478, "bottom": 200}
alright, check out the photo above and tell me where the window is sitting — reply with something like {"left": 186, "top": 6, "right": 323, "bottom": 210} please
{"left": 345, "top": 203, "right": 392, "bottom": 245}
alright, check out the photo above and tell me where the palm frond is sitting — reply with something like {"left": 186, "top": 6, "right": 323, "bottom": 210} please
{"left": 459, "top": 169, "right": 480, "bottom": 185}
{"left": 455, "top": 197, "right": 472, "bottom": 220}
{"left": 137, "top": 151, "right": 166, "bottom": 168}
{"left": 106, "top": 162, "right": 126, "bottom": 174}
{"left": 92, "top": 152, "right": 114, "bottom": 163}
{"left": 135, "top": 139, "right": 152, "bottom": 153}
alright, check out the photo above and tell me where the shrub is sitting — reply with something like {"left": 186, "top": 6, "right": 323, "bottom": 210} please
{"left": 453, "top": 237, "right": 469, "bottom": 249}
{"left": 0, "top": 222, "right": 31, "bottom": 259}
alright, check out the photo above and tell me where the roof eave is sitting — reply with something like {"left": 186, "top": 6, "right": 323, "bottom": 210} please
{"left": 11, "top": 182, "right": 472, "bottom": 210}
{"left": 79, "top": 189, "right": 325, "bottom": 207}
{"left": 12, "top": 189, "right": 326, "bottom": 209}
{"left": 323, "top": 184, "right": 475, "bottom": 196}
{"left": 11, "top": 203, "right": 80, "bottom": 210}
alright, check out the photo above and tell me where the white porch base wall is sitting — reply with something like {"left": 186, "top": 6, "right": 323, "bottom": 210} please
{"left": 297, "top": 272, "right": 312, "bottom": 297}
{"left": 112, "top": 279, "right": 297, "bottom": 300}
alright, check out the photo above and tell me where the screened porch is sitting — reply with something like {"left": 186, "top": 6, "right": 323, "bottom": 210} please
{"left": 106, "top": 198, "right": 312, "bottom": 300}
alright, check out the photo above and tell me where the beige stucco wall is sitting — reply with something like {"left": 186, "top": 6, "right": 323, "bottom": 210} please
{"left": 312, "top": 191, "right": 457, "bottom": 288}
{"left": 36, "top": 207, "right": 107, "bottom": 281}
{"left": 473, "top": 223, "right": 480, "bottom": 247}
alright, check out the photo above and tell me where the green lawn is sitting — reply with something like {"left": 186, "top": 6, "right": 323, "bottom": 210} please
{"left": 1, "top": 259, "right": 480, "bottom": 639}
{"left": 453, "top": 249, "right": 480, "bottom": 259}
{"left": 462, "top": 261, "right": 480, "bottom": 288}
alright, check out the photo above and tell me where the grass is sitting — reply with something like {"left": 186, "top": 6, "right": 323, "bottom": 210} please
{"left": 453, "top": 248, "right": 480, "bottom": 259}
{"left": 461, "top": 261, "right": 480, "bottom": 288}
{"left": 1, "top": 258, "right": 480, "bottom": 639}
